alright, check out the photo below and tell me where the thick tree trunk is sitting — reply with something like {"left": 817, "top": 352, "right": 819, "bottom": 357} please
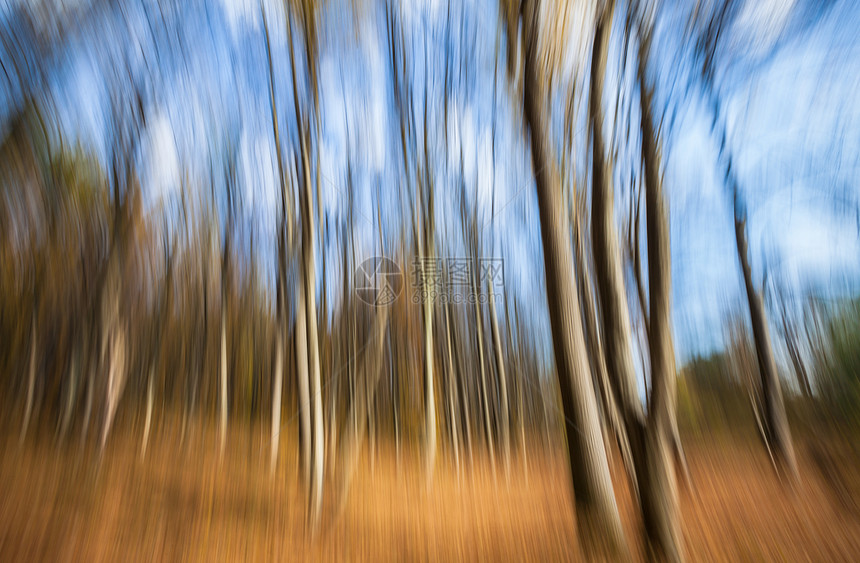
{"left": 575, "top": 217, "right": 637, "bottom": 497}
{"left": 287, "top": 10, "right": 324, "bottom": 528}
{"left": 519, "top": 1, "right": 627, "bottom": 556}
{"left": 734, "top": 216, "right": 798, "bottom": 479}
{"left": 589, "top": 0, "right": 647, "bottom": 447}
{"left": 638, "top": 34, "right": 683, "bottom": 562}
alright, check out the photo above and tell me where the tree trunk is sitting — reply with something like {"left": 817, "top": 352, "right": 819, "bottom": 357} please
{"left": 219, "top": 307, "right": 228, "bottom": 459}
{"left": 638, "top": 33, "right": 683, "bottom": 561}
{"left": 488, "top": 279, "right": 511, "bottom": 480}
{"left": 271, "top": 323, "right": 284, "bottom": 476}
{"left": 141, "top": 368, "right": 154, "bottom": 459}
{"left": 300, "top": 153, "right": 324, "bottom": 530}
{"left": 295, "top": 281, "right": 312, "bottom": 491}
{"left": 100, "top": 262, "right": 127, "bottom": 454}
{"left": 101, "top": 318, "right": 126, "bottom": 453}
{"left": 421, "top": 256, "right": 437, "bottom": 484}
{"left": 263, "top": 7, "right": 292, "bottom": 479}
{"left": 20, "top": 312, "right": 37, "bottom": 443}
{"left": 81, "top": 355, "right": 94, "bottom": 445}
{"left": 59, "top": 344, "right": 79, "bottom": 442}
{"left": 472, "top": 262, "right": 495, "bottom": 468}
{"left": 589, "top": 0, "right": 646, "bottom": 451}
{"left": 444, "top": 299, "right": 461, "bottom": 474}
{"left": 519, "top": 1, "right": 627, "bottom": 556}
{"left": 734, "top": 215, "right": 798, "bottom": 479}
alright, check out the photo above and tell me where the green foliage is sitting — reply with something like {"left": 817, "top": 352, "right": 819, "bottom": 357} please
{"left": 819, "top": 298, "right": 860, "bottom": 426}
{"left": 678, "top": 352, "right": 755, "bottom": 437}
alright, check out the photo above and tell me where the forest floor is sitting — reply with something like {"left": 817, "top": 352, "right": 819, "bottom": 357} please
{"left": 1, "top": 413, "right": 859, "bottom": 561}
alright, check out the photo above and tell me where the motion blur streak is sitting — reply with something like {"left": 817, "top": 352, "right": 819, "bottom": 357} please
{"left": 1, "top": 0, "right": 859, "bottom": 560}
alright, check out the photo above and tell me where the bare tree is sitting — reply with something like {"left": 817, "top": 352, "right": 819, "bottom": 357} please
{"left": 734, "top": 199, "right": 798, "bottom": 479}
{"left": 634, "top": 16, "right": 683, "bottom": 560}
{"left": 690, "top": 0, "right": 799, "bottom": 482}
{"left": 503, "top": 0, "right": 628, "bottom": 556}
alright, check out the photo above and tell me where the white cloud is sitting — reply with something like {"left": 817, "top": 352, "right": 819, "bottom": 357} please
{"left": 240, "top": 131, "right": 278, "bottom": 230}
{"left": 401, "top": 0, "right": 443, "bottom": 25}
{"left": 146, "top": 113, "right": 180, "bottom": 202}
{"left": 220, "top": 0, "right": 284, "bottom": 39}
{"left": 734, "top": 0, "right": 796, "bottom": 58}
{"left": 446, "top": 99, "right": 509, "bottom": 228}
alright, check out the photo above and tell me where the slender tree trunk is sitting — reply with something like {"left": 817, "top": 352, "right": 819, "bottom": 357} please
{"left": 517, "top": 363, "right": 528, "bottom": 483}
{"left": 452, "top": 309, "right": 474, "bottom": 467}
{"left": 695, "top": 0, "right": 799, "bottom": 481}
{"left": 141, "top": 368, "right": 154, "bottom": 459}
{"left": 20, "top": 313, "right": 37, "bottom": 443}
{"left": 508, "top": 300, "right": 528, "bottom": 481}
{"left": 488, "top": 280, "right": 511, "bottom": 480}
{"left": 101, "top": 319, "right": 126, "bottom": 452}
{"left": 263, "top": 7, "right": 292, "bottom": 479}
{"left": 300, "top": 154, "right": 324, "bottom": 530}
{"left": 444, "top": 300, "right": 461, "bottom": 474}
{"left": 734, "top": 215, "right": 798, "bottom": 479}
{"left": 81, "top": 353, "right": 94, "bottom": 445}
{"left": 60, "top": 345, "right": 79, "bottom": 442}
{"left": 519, "top": 1, "right": 627, "bottom": 556}
{"left": 421, "top": 256, "right": 437, "bottom": 484}
{"left": 782, "top": 311, "right": 812, "bottom": 398}
{"left": 295, "top": 281, "right": 312, "bottom": 490}
{"left": 271, "top": 323, "right": 284, "bottom": 476}
{"left": 219, "top": 307, "right": 228, "bottom": 459}
{"left": 472, "top": 265, "right": 495, "bottom": 468}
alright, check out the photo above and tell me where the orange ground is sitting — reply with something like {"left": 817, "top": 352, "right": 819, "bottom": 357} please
{"left": 1, "top": 415, "right": 859, "bottom": 561}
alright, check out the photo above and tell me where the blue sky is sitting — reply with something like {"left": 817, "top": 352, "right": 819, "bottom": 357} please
{"left": 2, "top": 0, "right": 859, "bottom": 371}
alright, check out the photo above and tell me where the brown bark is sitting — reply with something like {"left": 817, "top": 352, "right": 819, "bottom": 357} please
{"left": 488, "top": 278, "right": 511, "bottom": 481}
{"left": 587, "top": 1, "right": 645, "bottom": 498}
{"left": 734, "top": 214, "right": 799, "bottom": 480}
{"left": 519, "top": 1, "right": 628, "bottom": 556}
{"left": 637, "top": 29, "right": 683, "bottom": 561}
